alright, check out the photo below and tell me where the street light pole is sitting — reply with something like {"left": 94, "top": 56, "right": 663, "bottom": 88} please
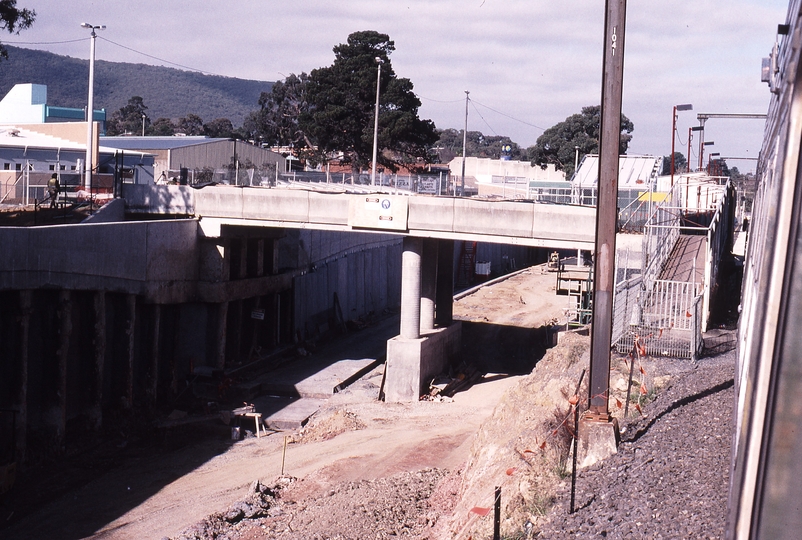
{"left": 460, "top": 90, "right": 469, "bottom": 197}
{"left": 81, "top": 22, "right": 105, "bottom": 191}
{"left": 702, "top": 141, "right": 715, "bottom": 173}
{"left": 574, "top": 145, "right": 580, "bottom": 175}
{"left": 142, "top": 114, "right": 146, "bottom": 137}
{"left": 370, "top": 57, "right": 383, "bottom": 187}
{"left": 688, "top": 125, "right": 703, "bottom": 172}
{"left": 671, "top": 103, "right": 692, "bottom": 187}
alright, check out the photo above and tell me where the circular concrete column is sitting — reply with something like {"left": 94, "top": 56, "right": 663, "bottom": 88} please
{"left": 400, "top": 236, "right": 423, "bottom": 339}
{"left": 420, "top": 238, "right": 438, "bottom": 333}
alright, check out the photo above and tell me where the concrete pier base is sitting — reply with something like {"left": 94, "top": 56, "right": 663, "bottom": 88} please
{"left": 577, "top": 413, "right": 620, "bottom": 469}
{"left": 384, "top": 323, "right": 462, "bottom": 402}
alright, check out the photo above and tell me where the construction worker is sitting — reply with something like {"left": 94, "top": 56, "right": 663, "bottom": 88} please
{"left": 47, "top": 173, "right": 60, "bottom": 208}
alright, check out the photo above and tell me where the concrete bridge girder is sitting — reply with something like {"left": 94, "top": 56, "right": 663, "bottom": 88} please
{"left": 127, "top": 183, "right": 597, "bottom": 403}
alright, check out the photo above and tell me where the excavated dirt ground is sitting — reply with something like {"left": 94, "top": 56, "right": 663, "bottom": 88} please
{"left": 2, "top": 263, "right": 738, "bottom": 539}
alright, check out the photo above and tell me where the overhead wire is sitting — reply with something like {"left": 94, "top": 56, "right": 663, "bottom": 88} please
{"left": 418, "top": 95, "right": 464, "bottom": 104}
{"left": 98, "top": 37, "right": 220, "bottom": 76}
{"left": 5, "top": 38, "right": 86, "bottom": 45}
{"left": 470, "top": 99, "right": 547, "bottom": 131}
{"left": 469, "top": 99, "right": 499, "bottom": 136}
{"left": 7, "top": 35, "right": 227, "bottom": 77}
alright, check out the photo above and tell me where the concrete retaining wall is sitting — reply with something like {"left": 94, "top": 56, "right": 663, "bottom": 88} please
{"left": 290, "top": 230, "right": 403, "bottom": 341}
{"left": 0, "top": 219, "right": 200, "bottom": 299}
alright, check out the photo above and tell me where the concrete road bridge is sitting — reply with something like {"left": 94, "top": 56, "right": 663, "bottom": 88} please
{"left": 124, "top": 183, "right": 596, "bottom": 401}
{"left": 124, "top": 184, "right": 595, "bottom": 250}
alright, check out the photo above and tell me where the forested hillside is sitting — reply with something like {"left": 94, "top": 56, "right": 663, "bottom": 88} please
{"left": 0, "top": 46, "right": 272, "bottom": 125}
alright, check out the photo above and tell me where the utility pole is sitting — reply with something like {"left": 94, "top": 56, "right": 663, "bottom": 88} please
{"left": 371, "top": 57, "right": 384, "bottom": 187}
{"left": 81, "top": 23, "right": 104, "bottom": 191}
{"left": 460, "top": 91, "right": 469, "bottom": 197}
{"left": 580, "top": 0, "right": 627, "bottom": 467}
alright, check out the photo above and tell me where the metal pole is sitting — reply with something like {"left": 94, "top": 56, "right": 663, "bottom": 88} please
{"left": 85, "top": 27, "right": 98, "bottom": 191}
{"left": 574, "top": 145, "right": 580, "bottom": 174}
{"left": 588, "top": 0, "right": 627, "bottom": 418}
{"left": 671, "top": 105, "right": 677, "bottom": 187}
{"left": 493, "top": 486, "right": 501, "bottom": 540}
{"left": 371, "top": 58, "right": 383, "bottom": 186}
{"left": 460, "top": 90, "right": 469, "bottom": 197}
{"left": 698, "top": 120, "right": 706, "bottom": 170}
{"left": 687, "top": 127, "right": 692, "bottom": 173}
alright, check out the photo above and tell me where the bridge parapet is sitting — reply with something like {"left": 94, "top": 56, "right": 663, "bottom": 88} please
{"left": 123, "top": 184, "right": 596, "bottom": 248}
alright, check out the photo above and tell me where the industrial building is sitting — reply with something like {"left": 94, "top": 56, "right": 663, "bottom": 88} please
{"left": 101, "top": 136, "right": 286, "bottom": 185}
{"left": 0, "top": 83, "right": 106, "bottom": 130}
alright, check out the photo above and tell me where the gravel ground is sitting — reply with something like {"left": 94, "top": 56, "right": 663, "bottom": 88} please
{"left": 536, "top": 349, "right": 736, "bottom": 539}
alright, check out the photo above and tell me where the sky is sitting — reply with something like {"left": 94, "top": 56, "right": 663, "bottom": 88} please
{"left": 5, "top": 0, "right": 791, "bottom": 173}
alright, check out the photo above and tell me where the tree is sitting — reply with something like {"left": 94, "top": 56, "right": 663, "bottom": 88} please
{"left": 176, "top": 114, "right": 204, "bottom": 136}
{"left": 204, "top": 118, "right": 235, "bottom": 138}
{"left": 106, "top": 96, "right": 149, "bottom": 136}
{"left": 434, "top": 128, "right": 523, "bottom": 162}
{"left": 528, "top": 105, "right": 634, "bottom": 179}
{"left": 661, "top": 152, "right": 687, "bottom": 175}
{"left": 244, "top": 73, "right": 310, "bottom": 148}
{"left": 0, "top": 0, "right": 35, "bottom": 61}
{"left": 300, "top": 31, "right": 438, "bottom": 173}
{"left": 149, "top": 117, "right": 176, "bottom": 136}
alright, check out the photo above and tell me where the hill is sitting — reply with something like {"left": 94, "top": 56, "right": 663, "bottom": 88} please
{"left": 0, "top": 46, "right": 272, "bottom": 126}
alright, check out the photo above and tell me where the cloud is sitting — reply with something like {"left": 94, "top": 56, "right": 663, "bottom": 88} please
{"left": 10, "top": 0, "right": 789, "bottom": 168}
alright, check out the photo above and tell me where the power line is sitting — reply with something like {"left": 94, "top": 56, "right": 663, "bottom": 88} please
{"left": 469, "top": 99, "right": 498, "bottom": 136}
{"left": 5, "top": 38, "right": 86, "bottom": 45}
{"left": 98, "top": 37, "right": 221, "bottom": 76}
{"left": 471, "top": 99, "right": 547, "bottom": 131}
{"left": 419, "top": 95, "right": 464, "bottom": 104}
{"left": 6, "top": 36, "right": 228, "bottom": 77}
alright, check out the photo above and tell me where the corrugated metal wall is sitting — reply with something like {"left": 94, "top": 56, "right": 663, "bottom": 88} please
{"left": 169, "top": 140, "right": 284, "bottom": 171}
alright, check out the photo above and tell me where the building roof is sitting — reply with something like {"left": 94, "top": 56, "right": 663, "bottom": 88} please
{"left": 101, "top": 136, "right": 231, "bottom": 151}
{"left": 572, "top": 154, "right": 664, "bottom": 188}
{"left": 0, "top": 125, "right": 150, "bottom": 156}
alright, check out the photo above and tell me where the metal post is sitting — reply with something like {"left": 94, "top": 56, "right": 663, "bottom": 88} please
{"left": 687, "top": 127, "right": 692, "bottom": 172}
{"left": 574, "top": 145, "right": 580, "bottom": 174}
{"left": 698, "top": 119, "right": 706, "bottom": 170}
{"left": 82, "top": 23, "right": 104, "bottom": 191}
{"left": 671, "top": 105, "right": 677, "bottom": 187}
{"left": 460, "top": 91, "right": 469, "bottom": 197}
{"left": 493, "top": 486, "right": 501, "bottom": 540}
{"left": 371, "top": 58, "right": 383, "bottom": 186}
{"left": 588, "top": 0, "right": 628, "bottom": 418}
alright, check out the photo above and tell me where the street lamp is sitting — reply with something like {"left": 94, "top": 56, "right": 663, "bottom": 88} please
{"left": 672, "top": 103, "right": 693, "bottom": 187}
{"left": 370, "top": 57, "right": 383, "bottom": 187}
{"left": 81, "top": 22, "right": 105, "bottom": 190}
{"left": 708, "top": 151, "right": 720, "bottom": 174}
{"left": 702, "top": 141, "right": 715, "bottom": 173}
{"left": 142, "top": 113, "right": 146, "bottom": 137}
{"left": 574, "top": 145, "right": 580, "bottom": 175}
{"left": 688, "top": 126, "right": 703, "bottom": 172}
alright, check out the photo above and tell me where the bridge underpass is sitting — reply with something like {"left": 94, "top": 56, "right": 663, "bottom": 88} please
{"left": 131, "top": 184, "right": 596, "bottom": 401}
